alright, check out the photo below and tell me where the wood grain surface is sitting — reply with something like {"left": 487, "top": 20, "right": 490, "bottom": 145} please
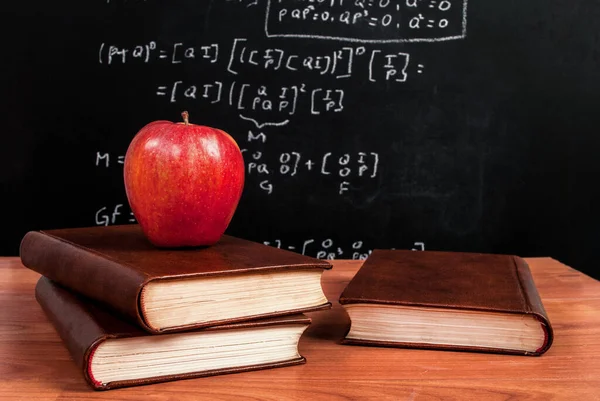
{"left": 1, "top": 257, "right": 599, "bottom": 400}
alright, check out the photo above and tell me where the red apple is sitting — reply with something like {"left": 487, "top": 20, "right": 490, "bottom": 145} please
{"left": 124, "top": 111, "right": 245, "bottom": 247}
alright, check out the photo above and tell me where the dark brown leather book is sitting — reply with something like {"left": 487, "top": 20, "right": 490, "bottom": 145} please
{"left": 339, "top": 250, "right": 553, "bottom": 356}
{"left": 36, "top": 276, "right": 311, "bottom": 391}
{"left": 21, "top": 224, "right": 331, "bottom": 333}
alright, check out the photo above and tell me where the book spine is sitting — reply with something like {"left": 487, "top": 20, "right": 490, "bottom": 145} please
{"left": 513, "top": 256, "right": 554, "bottom": 355}
{"left": 20, "top": 231, "right": 150, "bottom": 331}
{"left": 35, "top": 276, "right": 105, "bottom": 390}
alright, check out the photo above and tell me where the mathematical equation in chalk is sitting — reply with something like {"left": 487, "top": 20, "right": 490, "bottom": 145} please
{"left": 241, "top": 149, "right": 379, "bottom": 195}
{"left": 265, "top": 238, "right": 371, "bottom": 259}
{"left": 95, "top": 149, "right": 379, "bottom": 196}
{"left": 98, "top": 38, "right": 423, "bottom": 84}
{"left": 91, "top": 208, "right": 427, "bottom": 259}
{"left": 264, "top": 0, "right": 468, "bottom": 42}
{"left": 98, "top": 41, "right": 218, "bottom": 65}
{"left": 263, "top": 238, "right": 426, "bottom": 259}
{"left": 155, "top": 81, "right": 345, "bottom": 118}
{"left": 227, "top": 38, "right": 422, "bottom": 82}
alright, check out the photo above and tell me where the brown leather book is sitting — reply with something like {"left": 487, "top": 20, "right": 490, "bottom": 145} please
{"left": 36, "top": 276, "right": 311, "bottom": 390}
{"left": 339, "top": 250, "right": 553, "bottom": 356}
{"left": 21, "top": 224, "right": 331, "bottom": 333}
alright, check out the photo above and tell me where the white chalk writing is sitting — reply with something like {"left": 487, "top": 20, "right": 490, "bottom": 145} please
{"left": 95, "top": 204, "right": 136, "bottom": 226}
{"left": 98, "top": 42, "right": 218, "bottom": 65}
{"left": 263, "top": 238, "right": 426, "bottom": 259}
{"left": 265, "top": 0, "right": 468, "bottom": 43}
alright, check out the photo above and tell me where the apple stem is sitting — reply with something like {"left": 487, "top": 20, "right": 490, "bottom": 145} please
{"left": 181, "top": 111, "right": 189, "bottom": 126}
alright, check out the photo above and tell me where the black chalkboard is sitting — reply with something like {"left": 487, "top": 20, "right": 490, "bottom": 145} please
{"left": 2, "top": 0, "right": 600, "bottom": 279}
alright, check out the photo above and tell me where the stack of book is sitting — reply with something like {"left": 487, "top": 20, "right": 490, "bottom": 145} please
{"left": 20, "top": 224, "right": 332, "bottom": 390}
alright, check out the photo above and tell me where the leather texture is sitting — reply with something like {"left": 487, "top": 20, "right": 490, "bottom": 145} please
{"left": 35, "top": 276, "right": 310, "bottom": 391}
{"left": 20, "top": 224, "right": 332, "bottom": 333}
{"left": 339, "top": 250, "right": 553, "bottom": 356}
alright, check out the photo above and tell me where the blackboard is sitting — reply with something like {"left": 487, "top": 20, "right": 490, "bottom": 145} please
{"left": 2, "top": 0, "right": 600, "bottom": 279}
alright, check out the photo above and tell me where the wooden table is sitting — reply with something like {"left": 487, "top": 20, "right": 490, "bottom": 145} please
{"left": 1, "top": 257, "right": 599, "bottom": 400}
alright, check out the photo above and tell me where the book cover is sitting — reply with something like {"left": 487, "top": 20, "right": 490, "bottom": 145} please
{"left": 339, "top": 250, "right": 553, "bottom": 356}
{"left": 36, "top": 276, "right": 311, "bottom": 391}
{"left": 21, "top": 224, "right": 331, "bottom": 333}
